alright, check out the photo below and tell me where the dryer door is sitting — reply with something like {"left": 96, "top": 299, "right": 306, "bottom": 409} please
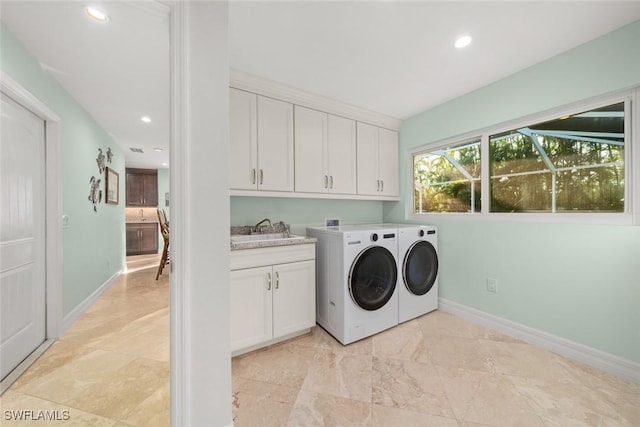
{"left": 403, "top": 241, "right": 438, "bottom": 296}
{"left": 349, "top": 246, "right": 397, "bottom": 311}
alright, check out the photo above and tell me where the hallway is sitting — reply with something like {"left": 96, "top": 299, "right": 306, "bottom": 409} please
{"left": 1, "top": 266, "right": 169, "bottom": 426}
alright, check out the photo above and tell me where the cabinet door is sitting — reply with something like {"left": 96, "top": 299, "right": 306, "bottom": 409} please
{"left": 272, "top": 260, "right": 316, "bottom": 339}
{"left": 126, "top": 173, "right": 145, "bottom": 206}
{"left": 143, "top": 174, "right": 158, "bottom": 206}
{"left": 257, "top": 96, "right": 294, "bottom": 191}
{"left": 230, "top": 266, "right": 273, "bottom": 351}
{"left": 356, "top": 122, "right": 380, "bottom": 195}
{"left": 126, "top": 225, "right": 141, "bottom": 255}
{"left": 294, "top": 106, "right": 327, "bottom": 193}
{"left": 378, "top": 128, "right": 399, "bottom": 197}
{"left": 230, "top": 88, "right": 258, "bottom": 190}
{"left": 139, "top": 224, "right": 158, "bottom": 254}
{"left": 327, "top": 114, "right": 356, "bottom": 194}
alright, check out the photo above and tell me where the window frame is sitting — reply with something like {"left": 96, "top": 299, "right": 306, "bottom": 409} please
{"left": 407, "top": 89, "right": 637, "bottom": 225}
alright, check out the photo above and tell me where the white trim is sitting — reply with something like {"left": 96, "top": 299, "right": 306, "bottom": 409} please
{"left": 60, "top": 271, "right": 121, "bottom": 334}
{"left": 0, "top": 71, "right": 64, "bottom": 341}
{"left": 168, "top": 1, "right": 186, "bottom": 425}
{"left": 230, "top": 189, "right": 399, "bottom": 202}
{"left": 407, "top": 88, "right": 638, "bottom": 225}
{"left": 231, "top": 69, "right": 402, "bottom": 131}
{"left": 633, "top": 89, "right": 640, "bottom": 225}
{"left": 408, "top": 212, "right": 633, "bottom": 226}
{"left": 439, "top": 298, "right": 640, "bottom": 385}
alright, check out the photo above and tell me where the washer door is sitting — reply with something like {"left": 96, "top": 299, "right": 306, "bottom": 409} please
{"left": 349, "top": 246, "right": 397, "bottom": 311}
{"left": 403, "top": 241, "right": 438, "bottom": 296}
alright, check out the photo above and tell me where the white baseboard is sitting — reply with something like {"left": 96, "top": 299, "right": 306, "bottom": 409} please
{"left": 61, "top": 271, "right": 121, "bottom": 334}
{"left": 439, "top": 298, "right": 640, "bottom": 385}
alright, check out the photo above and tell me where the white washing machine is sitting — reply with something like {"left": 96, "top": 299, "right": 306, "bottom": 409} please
{"left": 393, "top": 225, "right": 439, "bottom": 323}
{"left": 306, "top": 225, "right": 399, "bottom": 344}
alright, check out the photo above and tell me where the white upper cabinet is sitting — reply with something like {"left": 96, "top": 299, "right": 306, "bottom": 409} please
{"left": 295, "top": 106, "right": 356, "bottom": 194}
{"left": 230, "top": 88, "right": 294, "bottom": 192}
{"left": 230, "top": 88, "right": 257, "bottom": 190}
{"left": 378, "top": 127, "right": 399, "bottom": 196}
{"left": 257, "top": 96, "right": 294, "bottom": 192}
{"left": 356, "top": 122, "right": 399, "bottom": 197}
{"left": 327, "top": 114, "right": 357, "bottom": 194}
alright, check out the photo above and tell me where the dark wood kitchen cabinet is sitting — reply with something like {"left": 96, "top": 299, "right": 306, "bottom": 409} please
{"left": 126, "top": 223, "right": 158, "bottom": 255}
{"left": 126, "top": 168, "right": 158, "bottom": 207}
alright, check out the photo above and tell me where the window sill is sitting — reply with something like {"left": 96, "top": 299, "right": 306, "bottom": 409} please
{"left": 407, "top": 212, "right": 633, "bottom": 226}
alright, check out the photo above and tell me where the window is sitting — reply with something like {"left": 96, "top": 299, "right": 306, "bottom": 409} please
{"left": 411, "top": 97, "right": 630, "bottom": 219}
{"left": 413, "top": 139, "right": 481, "bottom": 213}
{"left": 490, "top": 103, "right": 624, "bottom": 213}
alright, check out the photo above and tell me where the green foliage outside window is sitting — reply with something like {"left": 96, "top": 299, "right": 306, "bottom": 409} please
{"left": 413, "top": 101, "right": 625, "bottom": 214}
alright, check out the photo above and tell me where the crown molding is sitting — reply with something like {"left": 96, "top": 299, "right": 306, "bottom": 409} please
{"left": 230, "top": 69, "right": 402, "bottom": 131}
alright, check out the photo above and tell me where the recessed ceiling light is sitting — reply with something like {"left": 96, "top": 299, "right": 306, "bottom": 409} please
{"left": 454, "top": 35, "right": 472, "bottom": 49}
{"left": 141, "top": 116, "right": 152, "bottom": 123}
{"left": 154, "top": 148, "right": 163, "bottom": 152}
{"left": 161, "top": 163, "right": 168, "bottom": 167}
{"left": 85, "top": 6, "right": 109, "bottom": 23}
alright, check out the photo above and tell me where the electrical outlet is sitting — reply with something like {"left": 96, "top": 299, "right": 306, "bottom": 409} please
{"left": 487, "top": 278, "right": 498, "bottom": 293}
{"left": 325, "top": 218, "right": 340, "bottom": 227}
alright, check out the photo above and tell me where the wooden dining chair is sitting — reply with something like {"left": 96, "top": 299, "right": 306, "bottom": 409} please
{"left": 156, "top": 208, "right": 170, "bottom": 280}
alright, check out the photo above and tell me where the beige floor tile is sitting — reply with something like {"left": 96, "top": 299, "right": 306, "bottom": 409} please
{"left": 302, "top": 347, "right": 373, "bottom": 402}
{"left": 13, "top": 349, "right": 138, "bottom": 404}
{"left": 483, "top": 341, "right": 578, "bottom": 384}
{"left": 425, "top": 334, "right": 496, "bottom": 373}
{"left": 463, "top": 375, "right": 546, "bottom": 427}
{"left": 418, "top": 310, "right": 479, "bottom": 339}
{"left": 121, "top": 380, "right": 170, "bottom": 427}
{"left": 232, "top": 377, "right": 299, "bottom": 427}
{"left": 0, "top": 390, "right": 120, "bottom": 426}
{"left": 63, "top": 357, "right": 169, "bottom": 421}
{"left": 436, "top": 366, "right": 493, "bottom": 421}
{"left": 287, "top": 390, "right": 371, "bottom": 427}
{"left": 509, "top": 375, "right": 639, "bottom": 427}
{"left": 10, "top": 340, "right": 95, "bottom": 390}
{"left": 232, "top": 341, "right": 316, "bottom": 388}
{"left": 372, "top": 356, "right": 454, "bottom": 418}
{"left": 371, "top": 404, "right": 459, "bottom": 426}
{"left": 372, "top": 320, "right": 430, "bottom": 364}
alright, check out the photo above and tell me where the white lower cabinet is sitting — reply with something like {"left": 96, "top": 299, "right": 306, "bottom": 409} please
{"left": 231, "top": 244, "right": 316, "bottom": 355}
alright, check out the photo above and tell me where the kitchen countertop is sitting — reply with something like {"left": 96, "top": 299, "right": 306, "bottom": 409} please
{"left": 126, "top": 221, "right": 158, "bottom": 224}
{"left": 230, "top": 235, "right": 316, "bottom": 251}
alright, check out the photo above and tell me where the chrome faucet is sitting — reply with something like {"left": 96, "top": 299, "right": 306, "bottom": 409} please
{"left": 253, "top": 218, "right": 272, "bottom": 233}
{"left": 276, "top": 221, "right": 290, "bottom": 237}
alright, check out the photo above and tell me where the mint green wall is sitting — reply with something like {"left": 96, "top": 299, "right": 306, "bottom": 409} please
{"left": 384, "top": 22, "right": 640, "bottom": 362}
{"left": 157, "top": 168, "right": 170, "bottom": 216}
{"left": 1, "top": 24, "right": 126, "bottom": 316}
{"left": 231, "top": 197, "right": 383, "bottom": 233}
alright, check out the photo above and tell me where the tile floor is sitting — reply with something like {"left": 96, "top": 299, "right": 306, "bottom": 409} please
{"left": 1, "top": 265, "right": 170, "bottom": 427}
{"left": 232, "top": 313, "right": 640, "bottom": 427}
{"left": 2, "top": 263, "right": 639, "bottom": 426}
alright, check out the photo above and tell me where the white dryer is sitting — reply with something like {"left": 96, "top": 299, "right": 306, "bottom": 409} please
{"left": 395, "top": 225, "right": 439, "bottom": 323}
{"left": 306, "top": 225, "right": 399, "bottom": 344}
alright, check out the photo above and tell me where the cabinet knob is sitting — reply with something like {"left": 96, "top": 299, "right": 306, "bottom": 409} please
{"left": 275, "top": 272, "right": 279, "bottom": 289}
{"left": 267, "top": 272, "right": 271, "bottom": 290}
{"left": 329, "top": 176, "right": 333, "bottom": 189}
{"left": 259, "top": 169, "right": 264, "bottom": 185}
{"left": 324, "top": 175, "right": 328, "bottom": 189}
{"left": 381, "top": 180, "right": 384, "bottom": 192}
{"left": 252, "top": 168, "right": 256, "bottom": 184}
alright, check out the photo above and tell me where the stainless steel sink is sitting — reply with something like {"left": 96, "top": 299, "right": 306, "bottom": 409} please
{"left": 230, "top": 233, "right": 305, "bottom": 244}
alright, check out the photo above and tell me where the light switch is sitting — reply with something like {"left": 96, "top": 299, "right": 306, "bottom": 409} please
{"left": 62, "top": 214, "right": 70, "bottom": 228}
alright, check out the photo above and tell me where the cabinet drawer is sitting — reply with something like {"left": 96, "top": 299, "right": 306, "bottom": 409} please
{"left": 231, "top": 243, "right": 315, "bottom": 270}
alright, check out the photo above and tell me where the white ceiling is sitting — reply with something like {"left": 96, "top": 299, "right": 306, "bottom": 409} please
{"left": 2, "top": 2, "right": 640, "bottom": 169}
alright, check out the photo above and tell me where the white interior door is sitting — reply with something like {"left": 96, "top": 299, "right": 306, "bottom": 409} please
{"left": 0, "top": 92, "right": 46, "bottom": 381}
